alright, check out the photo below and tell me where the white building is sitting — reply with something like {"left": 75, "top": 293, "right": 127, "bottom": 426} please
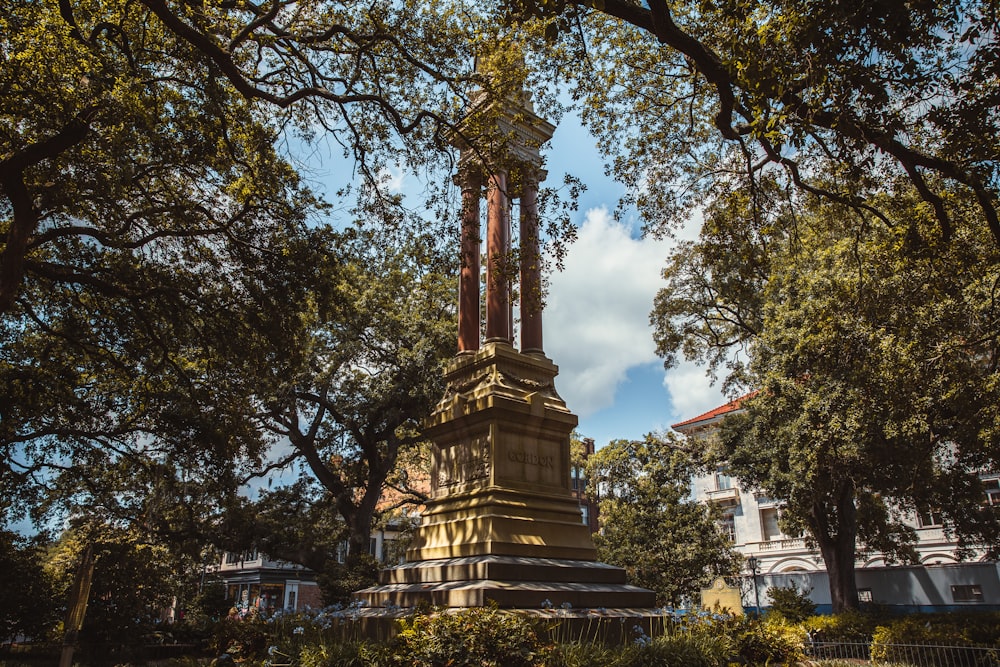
{"left": 673, "top": 396, "right": 1000, "bottom": 613}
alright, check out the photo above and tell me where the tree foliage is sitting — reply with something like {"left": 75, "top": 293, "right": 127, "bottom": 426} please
{"left": 586, "top": 434, "right": 741, "bottom": 606}
{"left": 505, "top": 0, "right": 1000, "bottom": 246}
{"left": 1, "top": 0, "right": 575, "bottom": 547}
{"left": 13, "top": 222, "right": 454, "bottom": 580}
{"left": 1, "top": 0, "right": 328, "bottom": 531}
{"left": 1, "top": 0, "right": 459, "bottom": 562}
{"left": 653, "top": 183, "right": 1000, "bottom": 611}
{"left": 11, "top": 0, "right": 999, "bottom": 607}
{"left": 0, "top": 529, "right": 59, "bottom": 645}
{"left": 46, "top": 521, "right": 193, "bottom": 661}
{"left": 255, "top": 228, "right": 453, "bottom": 563}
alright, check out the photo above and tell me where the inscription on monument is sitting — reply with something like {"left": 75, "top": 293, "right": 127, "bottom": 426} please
{"left": 436, "top": 437, "right": 490, "bottom": 489}
{"left": 506, "top": 450, "right": 554, "bottom": 468}
{"left": 498, "top": 440, "right": 562, "bottom": 487}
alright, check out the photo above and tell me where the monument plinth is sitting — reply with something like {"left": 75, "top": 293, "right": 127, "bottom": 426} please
{"left": 410, "top": 342, "right": 593, "bottom": 562}
{"left": 355, "top": 85, "right": 655, "bottom": 611}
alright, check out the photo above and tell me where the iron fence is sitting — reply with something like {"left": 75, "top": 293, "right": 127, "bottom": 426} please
{"left": 806, "top": 640, "right": 1000, "bottom": 666}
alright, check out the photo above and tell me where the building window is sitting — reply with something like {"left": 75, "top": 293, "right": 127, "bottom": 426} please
{"left": 225, "top": 550, "right": 258, "bottom": 564}
{"left": 951, "top": 584, "right": 983, "bottom": 603}
{"left": 580, "top": 504, "right": 589, "bottom": 526}
{"left": 917, "top": 508, "right": 943, "bottom": 528}
{"left": 259, "top": 583, "right": 284, "bottom": 611}
{"left": 369, "top": 537, "right": 380, "bottom": 560}
{"left": 715, "top": 467, "right": 733, "bottom": 491}
{"left": 571, "top": 466, "right": 580, "bottom": 491}
{"left": 984, "top": 478, "right": 1000, "bottom": 506}
{"left": 858, "top": 589, "right": 873, "bottom": 603}
{"left": 719, "top": 513, "right": 737, "bottom": 543}
{"left": 760, "top": 508, "right": 782, "bottom": 541}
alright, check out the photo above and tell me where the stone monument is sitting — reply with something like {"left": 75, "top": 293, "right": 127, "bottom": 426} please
{"left": 356, "top": 88, "right": 655, "bottom": 611}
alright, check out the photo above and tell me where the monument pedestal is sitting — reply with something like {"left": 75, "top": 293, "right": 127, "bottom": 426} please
{"left": 356, "top": 343, "right": 656, "bottom": 610}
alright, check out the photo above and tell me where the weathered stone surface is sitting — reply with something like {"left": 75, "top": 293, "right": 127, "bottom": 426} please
{"left": 403, "top": 343, "right": 596, "bottom": 563}
{"left": 357, "top": 555, "right": 654, "bottom": 608}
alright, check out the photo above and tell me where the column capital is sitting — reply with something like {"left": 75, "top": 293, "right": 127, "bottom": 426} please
{"left": 453, "top": 164, "right": 483, "bottom": 192}
{"left": 507, "top": 164, "right": 547, "bottom": 199}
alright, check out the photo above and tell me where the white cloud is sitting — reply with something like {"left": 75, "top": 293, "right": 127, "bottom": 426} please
{"left": 545, "top": 207, "right": 673, "bottom": 417}
{"left": 543, "top": 206, "right": 726, "bottom": 430}
{"left": 662, "top": 359, "right": 726, "bottom": 424}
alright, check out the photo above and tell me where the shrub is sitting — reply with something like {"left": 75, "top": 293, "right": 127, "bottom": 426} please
{"left": 541, "top": 632, "right": 730, "bottom": 667}
{"left": 387, "top": 606, "right": 545, "bottom": 667}
{"left": 296, "top": 641, "right": 377, "bottom": 667}
{"left": 542, "top": 641, "right": 638, "bottom": 667}
{"left": 766, "top": 584, "right": 816, "bottom": 623}
{"left": 729, "top": 615, "right": 806, "bottom": 666}
{"left": 803, "top": 610, "right": 884, "bottom": 642}
{"left": 875, "top": 611, "right": 1000, "bottom": 647}
{"left": 318, "top": 557, "right": 380, "bottom": 606}
{"left": 211, "top": 614, "right": 270, "bottom": 662}
{"left": 643, "top": 632, "right": 731, "bottom": 667}
{"left": 870, "top": 612, "right": 1000, "bottom": 665}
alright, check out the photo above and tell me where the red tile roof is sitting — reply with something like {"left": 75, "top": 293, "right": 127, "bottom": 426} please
{"left": 671, "top": 391, "right": 758, "bottom": 430}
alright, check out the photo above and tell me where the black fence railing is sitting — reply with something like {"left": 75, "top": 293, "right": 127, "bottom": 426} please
{"left": 806, "top": 640, "right": 1000, "bottom": 667}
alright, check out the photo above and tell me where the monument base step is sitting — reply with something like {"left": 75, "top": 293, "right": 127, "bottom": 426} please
{"left": 355, "top": 555, "right": 657, "bottom": 609}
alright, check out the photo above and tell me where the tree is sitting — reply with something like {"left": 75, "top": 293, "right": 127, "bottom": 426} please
{"left": 184, "top": 225, "right": 453, "bottom": 576}
{"left": 586, "top": 434, "right": 741, "bottom": 607}
{"left": 255, "top": 228, "right": 454, "bottom": 564}
{"left": 505, "top": 0, "right": 1000, "bottom": 247}
{"left": 653, "top": 183, "right": 1000, "bottom": 611}
{"left": 0, "top": 529, "right": 59, "bottom": 646}
{"left": 0, "top": 0, "right": 335, "bottom": 314}
{"left": 46, "top": 521, "right": 193, "bottom": 663}
{"left": 27, "top": 222, "right": 454, "bottom": 581}
{"left": 1, "top": 0, "right": 330, "bottom": 529}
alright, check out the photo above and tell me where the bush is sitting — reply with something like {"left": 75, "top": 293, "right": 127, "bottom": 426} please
{"left": 766, "top": 584, "right": 816, "bottom": 623}
{"left": 872, "top": 611, "right": 1000, "bottom": 647}
{"left": 870, "top": 612, "right": 1000, "bottom": 665}
{"left": 211, "top": 614, "right": 270, "bottom": 662}
{"left": 297, "top": 641, "right": 379, "bottom": 667}
{"left": 803, "top": 610, "right": 884, "bottom": 642}
{"left": 387, "top": 606, "right": 544, "bottom": 667}
{"left": 642, "top": 632, "right": 731, "bottom": 667}
{"left": 729, "top": 615, "right": 806, "bottom": 666}
{"left": 540, "top": 631, "right": 730, "bottom": 667}
{"left": 318, "top": 557, "right": 380, "bottom": 606}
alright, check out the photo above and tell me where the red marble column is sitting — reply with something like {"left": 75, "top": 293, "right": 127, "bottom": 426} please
{"left": 485, "top": 171, "right": 510, "bottom": 343}
{"left": 457, "top": 168, "right": 482, "bottom": 353}
{"left": 519, "top": 173, "right": 543, "bottom": 353}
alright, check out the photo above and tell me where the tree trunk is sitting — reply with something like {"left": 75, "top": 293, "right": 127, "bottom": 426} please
{"left": 342, "top": 448, "right": 391, "bottom": 567}
{"left": 346, "top": 506, "right": 376, "bottom": 566}
{"left": 811, "top": 480, "right": 860, "bottom": 613}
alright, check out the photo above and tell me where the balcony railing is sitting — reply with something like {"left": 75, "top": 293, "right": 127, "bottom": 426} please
{"left": 705, "top": 487, "right": 740, "bottom": 504}
{"left": 745, "top": 537, "right": 807, "bottom": 552}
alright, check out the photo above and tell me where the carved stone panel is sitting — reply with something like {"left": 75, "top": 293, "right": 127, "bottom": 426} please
{"left": 433, "top": 436, "right": 491, "bottom": 496}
